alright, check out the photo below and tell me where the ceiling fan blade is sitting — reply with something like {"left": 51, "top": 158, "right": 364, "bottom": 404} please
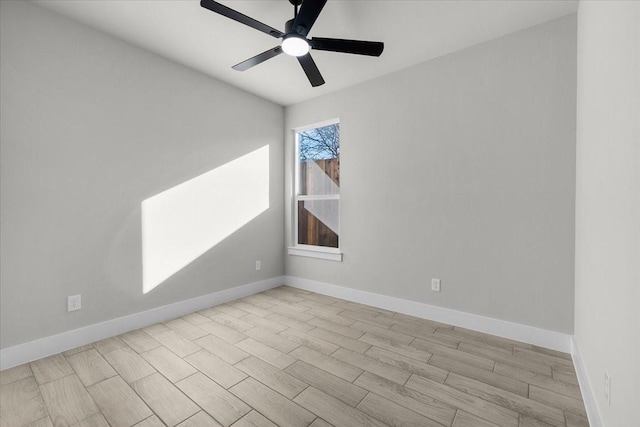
{"left": 310, "top": 37, "right": 384, "bottom": 56}
{"left": 291, "top": 0, "right": 327, "bottom": 37}
{"left": 298, "top": 53, "right": 325, "bottom": 87}
{"left": 232, "top": 47, "right": 283, "bottom": 71}
{"left": 200, "top": 0, "right": 284, "bottom": 38}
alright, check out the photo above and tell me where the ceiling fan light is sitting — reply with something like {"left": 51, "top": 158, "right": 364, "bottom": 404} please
{"left": 282, "top": 35, "right": 309, "bottom": 57}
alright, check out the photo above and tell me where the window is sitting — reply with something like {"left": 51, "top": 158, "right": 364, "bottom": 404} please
{"left": 289, "top": 120, "right": 342, "bottom": 261}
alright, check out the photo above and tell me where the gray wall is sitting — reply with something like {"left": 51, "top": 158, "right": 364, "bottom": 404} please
{"left": 0, "top": 1, "right": 284, "bottom": 349}
{"left": 574, "top": 1, "right": 640, "bottom": 424}
{"left": 285, "top": 15, "right": 577, "bottom": 333}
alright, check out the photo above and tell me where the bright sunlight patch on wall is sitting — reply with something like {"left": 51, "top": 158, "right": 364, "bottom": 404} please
{"left": 141, "top": 145, "right": 269, "bottom": 294}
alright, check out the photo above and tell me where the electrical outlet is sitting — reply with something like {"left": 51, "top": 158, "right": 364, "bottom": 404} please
{"left": 255, "top": 260, "right": 261, "bottom": 271}
{"left": 604, "top": 371, "right": 611, "bottom": 405}
{"left": 67, "top": 295, "right": 81, "bottom": 312}
{"left": 431, "top": 278, "right": 441, "bottom": 292}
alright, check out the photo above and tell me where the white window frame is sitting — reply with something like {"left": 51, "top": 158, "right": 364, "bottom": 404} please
{"left": 288, "top": 118, "right": 343, "bottom": 262}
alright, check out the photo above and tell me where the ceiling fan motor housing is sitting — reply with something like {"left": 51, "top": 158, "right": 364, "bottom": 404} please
{"left": 200, "top": 0, "right": 383, "bottom": 87}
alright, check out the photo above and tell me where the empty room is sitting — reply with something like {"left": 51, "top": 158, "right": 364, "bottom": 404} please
{"left": 0, "top": 0, "right": 637, "bottom": 426}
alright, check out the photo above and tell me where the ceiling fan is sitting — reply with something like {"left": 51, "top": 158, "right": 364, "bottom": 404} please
{"left": 200, "top": 0, "right": 384, "bottom": 87}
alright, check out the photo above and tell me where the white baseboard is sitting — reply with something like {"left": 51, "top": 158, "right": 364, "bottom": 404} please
{"left": 284, "top": 276, "right": 572, "bottom": 353}
{"left": 0, "top": 276, "right": 285, "bottom": 370}
{"left": 571, "top": 337, "right": 603, "bottom": 427}
{"left": 2, "top": 274, "right": 574, "bottom": 370}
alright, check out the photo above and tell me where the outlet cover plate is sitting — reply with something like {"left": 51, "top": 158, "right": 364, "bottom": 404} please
{"left": 68, "top": 295, "right": 81, "bottom": 312}
{"left": 431, "top": 278, "right": 441, "bottom": 292}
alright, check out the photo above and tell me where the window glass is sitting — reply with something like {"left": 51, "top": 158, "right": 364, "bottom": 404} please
{"left": 296, "top": 122, "right": 340, "bottom": 249}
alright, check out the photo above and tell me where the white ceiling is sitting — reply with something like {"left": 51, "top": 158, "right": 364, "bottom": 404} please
{"left": 34, "top": 0, "right": 578, "bottom": 106}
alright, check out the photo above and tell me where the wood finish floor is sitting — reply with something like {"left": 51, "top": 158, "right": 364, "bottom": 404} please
{"left": 0, "top": 286, "right": 588, "bottom": 427}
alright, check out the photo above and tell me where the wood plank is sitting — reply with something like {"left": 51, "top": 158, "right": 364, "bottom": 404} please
{"left": 412, "top": 339, "right": 495, "bottom": 371}
{"left": 30, "top": 354, "right": 74, "bottom": 385}
{"left": 0, "top": 377, "right": 47, "bottom": 427}
{"left": 102, "top": 347, "right": 156, "bottom": 384}
{"left": 239, "top": 313, "right": 290, "bottom": 334}
{"left": 24, "top": 416, "right": 54, "bottom": 427}
{"left": 142, "top": 323, "right": 170, "bottom": 336}
{"left": 366, "top": 346, "right": 448, "bottom": 383}
{"left": 62, "top": 344, "right": 95, "bottom": 357}
{"left": 184, "top": 350, "right": 246, "bottom": 388}
{"left": 230, "top": 378, "right": 315, "bottom": 427}
{"left": 298, "top": 298, "right": 341, "bottom": 312}
{"left": 564, "top": 411, "right": 590, "bottom": 427}
{"left": 306, "top": 308, "right": 355, "bottom": 326}
{"left": 294, "top": 387, "right": 386, "bottom": 427}
{"left": 429, "top": 355, "right": 529, "bottom": 397}
{"left": 201, "top": 304, "right": 246, "bottom": 319}
{"left": 435, "top": 328, "right": 515, "bottom": 353}
{"left": 529, "top": 386, "right": 588, "bottom": 418}
{"left": 236, "top": 338, "right": 296, "bottom": 370}
{"left": 200, "top": 321, "right": 248, "bottom": 344}
{"left": 453, "top": 411, "right": 500, "bottom": 427}
{"left": 405, "top": 374, "right": 519, "bottom": 427}
{"left": 531, "top": 346, "right": 572, "bottom": 361}
{"left": 278, "top": 328, "right": 339, "bottom": 355}
{"left": 235, "top": 356, "right": 307, "bottom": 399}
{"left": 359, "top": 333, "right": 432, "bottom": 362}
{"left": 177, "top": 412, "right": 222, "bottom": 427}
{"left": 308, "top": 317, "right": 363, "bottom": 339}
{"left": 231, "top": 302, "right": 272, "bottom": 317}
{"left": 350, "top": 321, "right": 413, "bottom": 345}
{"left": 66, "top": 348, "right": 117, "bottom": 387}
{"left": 451, "top": 327, "right": 531, "bottom": 350}
{"left": 181, "top": 312, "right": 211, "bottom": 326}
{"left": 338, "top": 309, "right": 396, "bottom": 328}
{"left": 354, "top": 371, "right": 456, "bottom": 426}
{"left": 308, "top": 418, "right": 333, "bottom": 427}
{"left": 208, "top": 313, "right": 255, "bottom": 333}
{"left": 230, "top": 410, "right": 278, "bottom": 427}
{"left": 164, "top": 318, "right": 209, "bottom": 341}
{"left": 0, "top": 363, "right": 32, "bottom": 386}
{"left": 134, "top": 416, "right": 166, "bottom": 426}
{"left": 388, "top": 323, "right": 438, "bottom": 341}
{"left": 152, "top": 330, "right": 201, "bottom": 358}
{"left": 308, "top": 327, "right": 372, "bottom": 353}
{"left": 87, "top": 376, "right": 152, "bottom": 427}
{"left": 193, "top": 334, "right": 250, "bottom": 365}
{"left": 176, "top": 373, "right": 250, "bottom": 426}
{"left": 265, "top": 313, "right": 315, "bottom": 332}
{"left": 139, "top": 346, "right": 197, "bottom": 383}
{"left": 93, "top": 337, "right": 127, "bottom": 356}
{"left": 390, "top": 313, "right": 453, "bottom": 331}
{"left": 518, "top": 415, "right": 556, "bottom": 427}
{"left": 132, "top": 373, "right": 199, "bottom": 427}
{"left": 332, "top": 347, "right": 411, "bottom": 384}
{"left": 289, "top": 346, "right": 363, "bottom": 382}
{"left": 444, "top": 373, "right": 565, "bottom": 427}
{"left": 357, "top": 392, "right": 445, "bottom": 427}
{"left": 494, "top": 362, "right": 582, "bottom": 399}
{"left": 331, "top": 301, "right": 394, "bottom": 316}
{"left": 513, "top": 347, "right": 574, "bottom": 369}
{"left": 119, "top": 330, "right": 161, "bottom": 354}
{"left": 551, "top": 370, "right": 579, "bottom": 385}
{"left": 285, "top": 360, "right": 367, "bottom": 407}
{"left": 244, "top": 327, "right": 300, "bottom": 353}
{"left": 269, "top": 303, "right": 313, "bottom": 318}
{"left": 74, "top": 413, "right": 110, "bottom": 427}
{"left": 242, "top": 294, "right": 277, "bottom": 309}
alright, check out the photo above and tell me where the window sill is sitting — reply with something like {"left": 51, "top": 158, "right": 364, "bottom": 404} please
{"left": 287, "top": 247, "right": 343, "bottom": 262}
